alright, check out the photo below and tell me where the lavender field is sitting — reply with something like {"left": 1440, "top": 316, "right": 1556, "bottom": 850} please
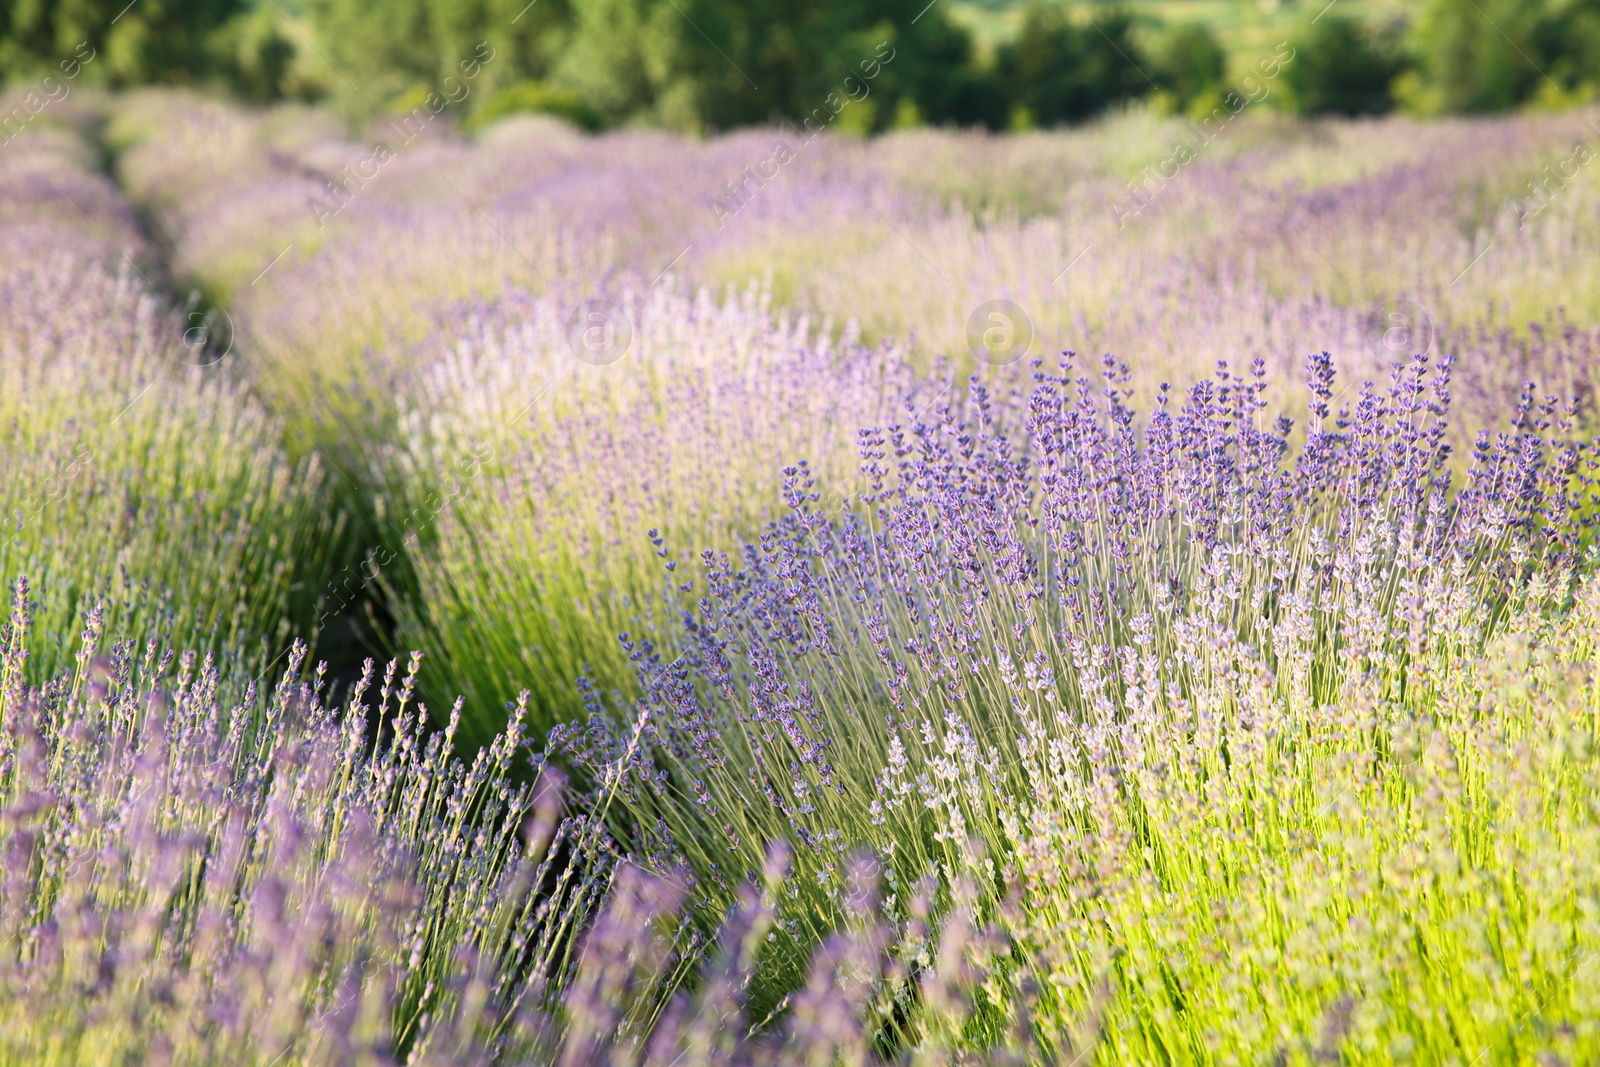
{"left": 5, "top": 80, "right": 1600, "bottom": 1065}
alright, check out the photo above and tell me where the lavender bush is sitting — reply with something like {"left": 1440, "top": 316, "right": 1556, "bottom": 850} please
{"left": 388, "top": 281, "right": 926, "bottom": 743}
{"left": 0, "top": 578, "right": 1035, "bottom": 1066}
{"left": 0, "top": 579, "right": 605, "bottom": 1065}
{"left": 552, "top": 350, "right": 1600, "bottom": 1053}
{"left": 7, "top": 373, "right": 1600, "bottom": 1062}
{"left": 117, "top": 97, "right": 1600, "bottom": 434}
{"left": 0, "top": 124, "right": 334, "bottom": 683}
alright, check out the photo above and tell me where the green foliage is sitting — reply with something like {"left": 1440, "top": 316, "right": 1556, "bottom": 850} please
{"left": 206, "top": 5, "right": 314, "bottom": 103}
{"left": 1281, "top": 13, "right": 1406, "bottom": 116}
{"left": 920, "top": 62, "right": 1010, "bottom": 130}
{"left": 1148, "top": 20, "right": 1226, "bottom": 113}
{"left": 868, "top": 11, "right": 1002, "bottom": 131}
{"left": 1396, "top": 0, "right": 1600, "bottom": 112}
{"left": 1533, "top": 0, "right": 1600, "bottom": 103}
{"left": 11, "top": 0, "right": 1600, "bottom": 127}
{"left": 543, "top": 0, "right": 696, "bottom": 129}
{"left": 535, "top": 0, "right": 989, "bottom": 133}
{"left": 995, "top": 5, "right": 1150, "bottom": 129}
{"left": 0, "top": 0, "right": 328, "bottom": 103}
{"left": 1399, "top": 0, "right": 1545, "bottom": 114}
{"left": 467, "top": 78, "right": 602, "bottom": 130}
{"left": 687, "top": 0, "right": 980, "bottom": 133}
{"left": 0, "top": 0, "right": 245, "bottom": 87}
{"left": 300, "top": 0, "right": 567, "bottom": 116}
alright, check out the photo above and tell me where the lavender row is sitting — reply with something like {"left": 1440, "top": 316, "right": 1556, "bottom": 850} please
{"left": 1, "top": 115, "right": 335, "bottom": 683}
{"left": 549, "top": 348, "right": 1599, "bottom": 1017}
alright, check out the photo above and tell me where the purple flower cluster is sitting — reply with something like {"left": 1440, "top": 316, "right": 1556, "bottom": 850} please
{"left": 554, "top": 348, "right": 1597, "bottom": 955}
{"left": 0, "top": 580, "right": 609, "bottom": 1064}
{"left": 2, "top": 577, "right": 1034, "bottom": 1065}
{"left": 391, "top": 281, "right": 925, "bottom": 743}
{"left": 549, "top": 845, "right": 1027, "bottom": 1067}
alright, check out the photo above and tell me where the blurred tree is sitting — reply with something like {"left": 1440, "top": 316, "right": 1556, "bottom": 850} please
{"left": 925, "top": 63, "right": 1010, "bottom": 130}
{"left": 0, "top": 0, "right": 247, "bottom": 85}
{"left": 673, "top": 0, "right": 981, "bottom": 133}
{"left": 8, "top": 0, "right": 1596, "bottom": 126}
{"left": 1533, "top": 0, "right": 1600, "bottom": 103}
{"left": 301, "top": 0, "right": 570, "bottom": 114}
{"left": 1281, "top": 13, "right": 1406, "bottom": 115}
{"left": 1148, "top": 21, "right": 1225, "bottom": 113}
{"left": 206, "top": 5, "right": 308, "bottom": 103}
{"left": 544, "top": 0, "right": 695, "bottom": 129}
{"left": 996, "top": 5, "right": 1150, "bottom": 128}
{"left": 1398, "top": 0, "right": 1542, "bottom": 113}
{"left": 893, "top": 11, "right": 1009, "bottom": 130}
{"left": 466, "top": 79, "right": 603, "bottom": 130}
{"left": 297, "top": 0, "right": 983, "bottom": 132}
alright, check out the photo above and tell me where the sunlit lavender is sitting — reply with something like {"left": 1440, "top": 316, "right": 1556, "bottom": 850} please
{"left": 5, "top": 82, "right": 1600, "bottom": 1065}
{"left": 553, "top": 348, "right": 1599, "bottom": 1043}
{"left": 386, "top": 281, "right": 925, "bottom": 744}
{"left": 0, "top": 120, "right": 332, "bottom": 683}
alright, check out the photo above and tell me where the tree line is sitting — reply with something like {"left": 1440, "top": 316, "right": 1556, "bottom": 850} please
{"left": 3, "top": 0, "right": 1599, "bottom": 131}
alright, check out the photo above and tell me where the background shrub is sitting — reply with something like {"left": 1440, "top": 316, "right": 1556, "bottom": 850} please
{"left": 1398, "top": 0, "right": 1545, "bottom": 114}
{"left": 1148, "top": 21, "right": 1227, "bottom": 115}
{"left": 1281, "top": 13, "right": 1407, "bottom": 116}
{"left": 996, "top": 5, "right": 1150, "bottom": 128}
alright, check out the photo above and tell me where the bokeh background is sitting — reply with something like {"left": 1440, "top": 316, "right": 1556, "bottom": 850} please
{"left": 5, "top": 0, "right": 1600, "bottom": 131}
